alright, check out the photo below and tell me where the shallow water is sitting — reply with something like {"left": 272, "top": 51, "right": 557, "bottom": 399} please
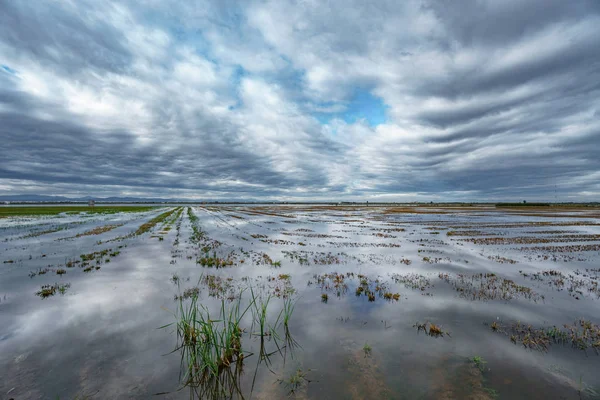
{"left": 1, "top": 205, "right": 599, "bottom": 399}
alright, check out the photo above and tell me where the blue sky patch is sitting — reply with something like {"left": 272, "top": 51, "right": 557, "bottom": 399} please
{"left": 313, "top": 89, "right": 388, "bottom": 127}
{"left": 1, "top": 64, "right": 17, "bottom": 75}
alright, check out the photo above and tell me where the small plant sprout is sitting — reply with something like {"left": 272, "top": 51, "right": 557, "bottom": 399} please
{"left": 472, "top": 356, "right": 488, "bottom": 372}
{"left": 278, "top": 368, "right": 311, "bottom": 396}
{"left": 428, "top": 323, "right": 444, "bottom": 337}
{"left": 413, "top": 321, "right": 449, "bottom": 338}
{"left": 250, "top": 288, "right": 276, "bottom": 338}
{"left": 36, "top": 283, "right": 71, "bottom": 298}
{"left": 363, "top": 342, "right": 372, "bottom": 357}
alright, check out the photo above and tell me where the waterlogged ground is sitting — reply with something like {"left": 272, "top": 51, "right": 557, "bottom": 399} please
{"left": 1, "top": 205, "right": 600, "bottom": 399}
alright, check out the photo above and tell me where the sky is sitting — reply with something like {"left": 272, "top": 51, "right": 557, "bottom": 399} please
{"left": 1, "top": 0, "right": 600, "bottom": 202}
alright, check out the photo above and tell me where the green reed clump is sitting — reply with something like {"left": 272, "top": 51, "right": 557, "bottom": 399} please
{"left": 164, "top": 283, "right": 299, "bottom": 394}
{"left": 164, "top": 290, "right": 252, "bottom": 388}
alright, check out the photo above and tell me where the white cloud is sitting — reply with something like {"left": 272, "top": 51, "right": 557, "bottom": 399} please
{"left": 0, "top": 0, "right": 599, "bottom": 201}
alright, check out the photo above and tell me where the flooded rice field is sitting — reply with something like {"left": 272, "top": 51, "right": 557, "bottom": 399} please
{"left": 1, "top": 205, "right": 600, "bottom": 399}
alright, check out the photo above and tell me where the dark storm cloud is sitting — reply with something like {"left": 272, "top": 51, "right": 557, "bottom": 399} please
{"left": 0, "top": 81, "right": 333, "bottom": 196}
{"left": 425, "top": 0, "right": 600, "bottom": 46}
{"left": 0, "top": 1, "right": 132, "bottom": 75}
{"left": 1, "top": 0, "right": 599, "bottom": 200}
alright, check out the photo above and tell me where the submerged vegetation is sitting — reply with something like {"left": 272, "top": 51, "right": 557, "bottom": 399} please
{"left": 36, "top": 283, "right": 71, "bottom": 298}
{"left": 74, "top": 223, "right": 123, "bottom": 237}
{"left": 414, "top": 321, "right": 449, "bottom": 338}
{"left": 4, "top": 204, "right": 600, "bottom": 398}
{"left": 438, "top": 272, "right": 542, "bottom": 302}
{"left": 489, "top": 319, "right": 600, "bottom": 354}
{"left": 363, "top": 342, "right": 372, "bottom": 357}
{"left": 471, "top": 356, "right": 488, "bottom": 372}
{"left": 277, "top": 368, "right": 311, "bottom": 396}
{"left": 134, "top": 208, "right": 180, "bottom": 236}
{"left": 198, "top": 252, "right": 235, "bottom": 268}
{"left": 164, "top": 281, "right": 300, "bottom": 397}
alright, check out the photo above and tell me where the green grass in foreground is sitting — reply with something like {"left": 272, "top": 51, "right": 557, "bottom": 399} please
{"left": 0, "top": 206, "right": 157, "bottom": 217}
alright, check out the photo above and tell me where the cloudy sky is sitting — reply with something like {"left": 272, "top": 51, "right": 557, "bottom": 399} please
{"left": 1, "top": 0, "right": 599, "bottom": 201}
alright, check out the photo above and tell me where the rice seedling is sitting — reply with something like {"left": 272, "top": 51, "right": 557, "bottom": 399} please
{"left": 428, "top": 323, "right": 444, "bottom": 337}
{"left": 36, "top": 283, "right": 70, "bottom": 298}
{"left": 489, "top": 319, "right": 600, "bottom": 354}
{"left": 471, "top": 356, "right": 487, "bottom": 372}
{"left": 391, "top": 273, "right": 433, "bottom": 292}
{"left": 198, "top": 252, "right": 235, "bottom": 268}
{"left": 413, "top": 321, "right": 449, "bottom": 338}
{"left": 57, "top": 284, "right": 70, "bottom": 294}
{"left": 277, "top": 367, "right": 311, "bottom": 396}
{"left": 29, "top": 267, "right": 50, "bottom": 278}
{"left": 162, "top": 289, "right": 252, "bottom": 392}
{"left": 75, "top": 224, "right": 123, "bottom": 238}
{"left": 282, "top": 295, "right": 296, "bottom": 328}
{"left": 251, "top": 291, "right": 272, "bottom": 338}
{"left": 163, "top": 282, "right": 299, "bottom": 397}
{"left": 132, "top": 208, "right": 179, "bottom": 237}
{"left": 363, "top": 342, "right": 372, "bottom": 357}
{"left": 176, "top": 287, "right": 200, "bottom": 300}
{"left": 250, "top": 287, "right": 285, "bottom": 339}
{"left": 438, "top": 272, "right": 543, "bottom": 302}
{"left": 414, "top": 322, "right": 427, "bottom": 333}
